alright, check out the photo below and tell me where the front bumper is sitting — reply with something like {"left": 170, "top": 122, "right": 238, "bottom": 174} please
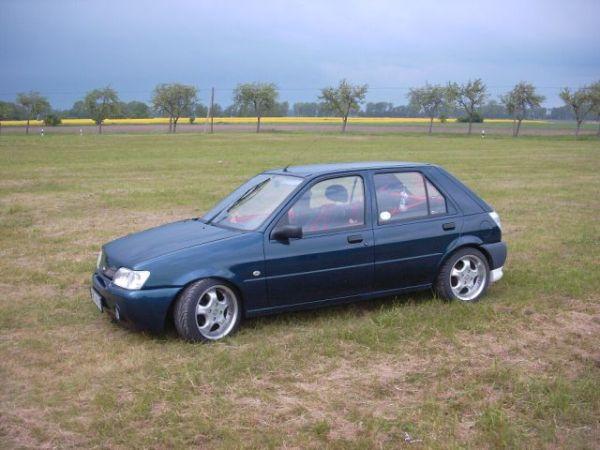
{"left": 91, "top": 272, "right": 180, "bottom": 333}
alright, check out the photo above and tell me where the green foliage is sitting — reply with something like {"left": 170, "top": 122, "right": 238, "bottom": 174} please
{"left": 588, "top": 81, "right": 600, "bottom": 136}
{"left": 588, "top": 81, "right": 600, "bottom": 116}
{"left": 501, "top": 82, "right": 545, "bottom": 136}
{"left": 16, "top": 91, "right": 51, "bottom": 121}
{"left": 43, "top": 114, "right": 62, "bottom": 126}
{"left": 195, "top": 104, "right": 208, "bottom": 118}
{"left": 319, "top": 79, "right": 368, "bottom": 131}
{"left": 446, "top": 79, "right": 487, "bottom": 133}
{"left": 456, "top": 112, "right": 483, "bottom": 123}
{"left": 233, "top": 82, "right": 278, "bottom": 132}
{"left": 67, "top": 100, "right": 87, "bottom": 118}
{"left": 82, "top": 87, "right": 120, "bottom": 129}
{"left": 0, "top": 101, "right": 15, "bottom": 120}
{"left": 559, "top": 87, "right": 593, "bottom": 135}
{"left": 233, "top": 83, "right": 278, "bottom": 115}
{"left": 408, "top": 83, "right": 447, "bottom": 133}
{"left": 123, "top": 101, "right": 150, "bottom": 118}
{"left": 152, "top": 83, "right": 197, "bottom": 133}
{"left": 408, "top": 84, "right": 446, "bottom": 118}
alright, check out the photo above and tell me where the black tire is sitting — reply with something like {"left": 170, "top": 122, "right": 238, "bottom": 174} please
{"left": 434, "top": 247, "right": 490, "bottom": 302}
{"left": 173, "top": 278, "right": 242, "bottom": 342}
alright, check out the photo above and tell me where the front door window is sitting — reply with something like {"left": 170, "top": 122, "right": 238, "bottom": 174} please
{"left": 281, "top": 176, "right": 365, "bottom": 233}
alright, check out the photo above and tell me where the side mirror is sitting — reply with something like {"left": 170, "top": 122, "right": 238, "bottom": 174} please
{"left": 271, "top": 224, "right": 303, "bottom": 241}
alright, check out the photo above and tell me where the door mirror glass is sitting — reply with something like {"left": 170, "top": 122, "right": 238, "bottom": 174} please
{"left": 271, "top": 224, "right": 303, "bottom": 241}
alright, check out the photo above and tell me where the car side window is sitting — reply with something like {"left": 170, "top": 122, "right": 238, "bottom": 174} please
{"left": 279, "top": 176, "right": 365, "bottom": 233}
{"left": 426, "top": 179, "right": 447, "bottom": 215}
{"left": 375, "top": 172, "right": 447, "bottom": 223}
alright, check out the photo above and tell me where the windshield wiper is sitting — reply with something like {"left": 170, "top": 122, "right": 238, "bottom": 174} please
{"left": 226, "top": 178, "right": 270, "bottom": 212}
{"left": 208, "top": 178, "right": 270, "bottom": 224}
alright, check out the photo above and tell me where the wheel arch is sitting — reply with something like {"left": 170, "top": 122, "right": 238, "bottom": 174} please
{"left": 438, "top": 236, "right": 493, "bottom": 273}
{"left": 164, "top": 276, "right": 246, "bottom": 330}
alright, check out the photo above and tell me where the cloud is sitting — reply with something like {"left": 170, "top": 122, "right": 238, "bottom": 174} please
{"left": 1, "top": 0, "right": 598, "bottom": 107}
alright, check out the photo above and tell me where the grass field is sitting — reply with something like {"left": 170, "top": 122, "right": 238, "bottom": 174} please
{"left": 0, "top": 132, "right": 599, "bottom": 448}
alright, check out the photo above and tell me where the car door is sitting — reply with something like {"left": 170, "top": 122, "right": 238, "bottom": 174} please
{"left": 371, "top": 169, "right": 462, "bottom": 291}
{"left": 264, "top": 174, "right": 374, "bottom": 307}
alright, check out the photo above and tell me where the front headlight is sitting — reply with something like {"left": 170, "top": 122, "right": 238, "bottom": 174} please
{"left": 112, "top": 268, "right": 150, "bottom": 290}
{"left": 96, "top": 251, "right": 103, "bottom": 269}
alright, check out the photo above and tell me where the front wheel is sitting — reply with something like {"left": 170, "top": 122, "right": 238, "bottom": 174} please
{"left": 174, "top": 279, "right": 242, "bottom": 342}
{"left": 435, "top": 248, "right": 490, "bottom": 302}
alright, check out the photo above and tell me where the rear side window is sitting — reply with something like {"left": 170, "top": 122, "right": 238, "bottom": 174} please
{"left": 375, "top": 172, "right": 447, "bottom": 223}
{"left": 426, "top": 180, "right": 447, "bottom": 215}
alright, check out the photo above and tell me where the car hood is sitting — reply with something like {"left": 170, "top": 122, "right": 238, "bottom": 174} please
{"left": 103, "top": 219, "right": 241, "bottom": 268}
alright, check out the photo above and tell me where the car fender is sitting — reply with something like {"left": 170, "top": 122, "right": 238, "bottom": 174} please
{"left": 438, "top": 235, "right": 485, "bottom": 269}
{"left": 172, "top": 267, "right": 239, "bottom": 288}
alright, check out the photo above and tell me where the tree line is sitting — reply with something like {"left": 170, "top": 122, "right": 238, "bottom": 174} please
{"left": 1, "top": 79, "right": 599, "bottom": 136}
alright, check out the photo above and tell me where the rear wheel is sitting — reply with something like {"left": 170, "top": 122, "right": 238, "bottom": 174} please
{"left": 435, "top": 248, "right": 490, "bottom": 302}
{"left": 174, "top": 279, "right": 241, "bottom": 342}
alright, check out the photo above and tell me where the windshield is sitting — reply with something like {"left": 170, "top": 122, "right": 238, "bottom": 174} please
{"left": 203, "top": 174, "right": 303, "bottom": 231}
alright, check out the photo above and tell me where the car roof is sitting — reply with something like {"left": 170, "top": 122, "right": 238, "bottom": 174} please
{"left": 266, "top": 161, "right": 432, "bottom": 177}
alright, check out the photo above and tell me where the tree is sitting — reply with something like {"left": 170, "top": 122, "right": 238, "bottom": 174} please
{"left": 68, "top": 100, "right": 87, "bottom": 118}
{"left": 43, "top": 114, "right": 62, "bottom": 126}
{"left": 559, "top": 87, "right": 593, "bottom": 137}
{"left": 319, "top": 79, "right": 368, "bottom": 132}
{"left": 16, "top": 91, "right": 50, "bottom": 135}
{"left": 363, "top": 102, "right": 394, "bottom": 117}
{"left": 548, "top": 105, "right": 573, "bottom": 121}
{"left": 233, "top": 83, "right": 278, "bottom": 133}
{"left": 267, "top": 101, "right": 289, "bottom": 117}
{"left": 83, "top": 87, "right": 120, "bottom": 134}
{"left": 0, "top": 101, "right": 12, "bottom": 135}
{"left": 195, "top": 104, "right": 208, "bottom": 118}
{"left": 500, "top": 82, "right": 545, "bottom": 137}
{"left": 152, "top": 83, "right": 197, "bottom": 133}
{"left": 481, "top": 100, "right": 509, "bottom": 119}
{"left": 587, "top": 81, "right": 600, "bottom": 137}
{"left": 124, "top": 101, "right": 150, "bottom": 118}
{"left": 293, "top": 102, "right": 319, "bottom": 117}
{"left": 447, "top": 79, "right": 487, "bottom": 135}
{"left": 407, "top": 84, "right": 447, "bottom": 134}
{"left": 212, "top": 103, "right": 223, "bottom": 117}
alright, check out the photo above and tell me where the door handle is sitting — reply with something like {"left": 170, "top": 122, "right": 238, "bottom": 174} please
{"left": 442, "top": 222, "right": 456, "bottom": 231}
{"left": 347, "top": 234, "right": 364, "bottom": 244}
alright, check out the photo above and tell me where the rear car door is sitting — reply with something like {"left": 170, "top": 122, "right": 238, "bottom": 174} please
{"left": 371, "top": 169, "right": 462, "bottom": 291}
{"left": 264, "top": 174, "right": 374, "bottom": 307}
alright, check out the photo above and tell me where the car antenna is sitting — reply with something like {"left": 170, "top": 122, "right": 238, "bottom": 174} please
{"left": 283, "top": 164, "right": 291, "bottom": 172}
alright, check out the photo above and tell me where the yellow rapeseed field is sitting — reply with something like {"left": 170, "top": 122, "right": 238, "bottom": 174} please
{"left": 1, "top": 117, "right": 548, "bottom": 126}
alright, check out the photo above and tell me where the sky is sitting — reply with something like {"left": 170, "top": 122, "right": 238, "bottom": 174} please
{"left": 1, "top": 0, "right": 599, "bottom": 109}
